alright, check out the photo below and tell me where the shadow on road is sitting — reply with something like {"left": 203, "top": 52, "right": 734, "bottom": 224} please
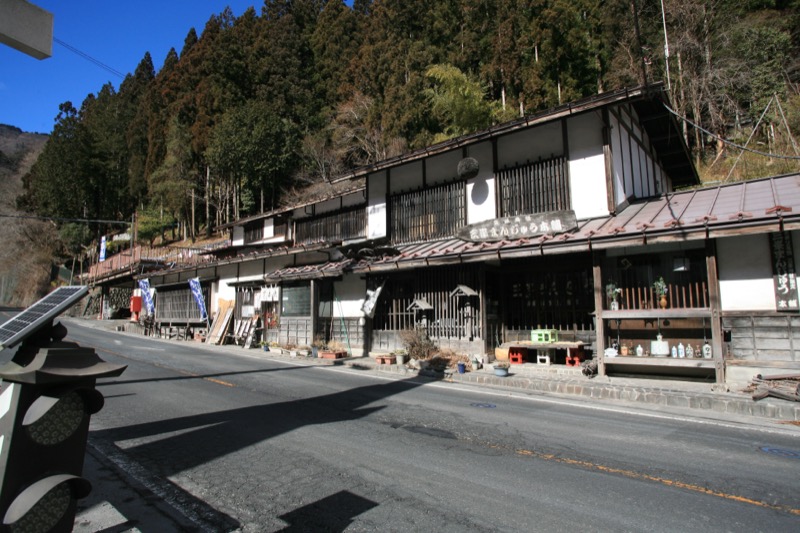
{"left": 278, "top": 490, "right": 378, "bottom": 532}
{"left": 91, "top": 373, "right": 428, "bottom": 530}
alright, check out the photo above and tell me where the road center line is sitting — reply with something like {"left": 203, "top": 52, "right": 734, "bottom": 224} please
{"left": 511, "top": 446, "right": 800, "bottom": 516}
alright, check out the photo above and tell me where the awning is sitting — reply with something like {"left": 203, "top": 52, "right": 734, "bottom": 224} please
{"left": 263, "top": 259, "right": 354, "bottom": 282}
{"left": 353, "top": 174, "right": 800, "bottom": 272}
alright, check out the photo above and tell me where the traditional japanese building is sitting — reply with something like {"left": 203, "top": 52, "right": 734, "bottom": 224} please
{"left": 131, "top": 83, "right": 800, "bottom": 387}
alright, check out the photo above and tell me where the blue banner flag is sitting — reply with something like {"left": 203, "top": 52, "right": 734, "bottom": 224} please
{"left": 138, "top": 279, "right": 155, "bottom": 315}
{"left": 189, "top": 278, "right": 208, "bottom": 320}
{"left": 99, "top": 236, "right": 107, "bottom": 262}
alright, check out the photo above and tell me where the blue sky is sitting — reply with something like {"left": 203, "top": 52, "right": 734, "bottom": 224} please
{"left": 1, "top": 1, "right": 268, "bottom": 134}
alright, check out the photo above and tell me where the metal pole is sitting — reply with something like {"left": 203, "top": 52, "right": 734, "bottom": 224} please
{"left": 660, "top": 0, "right": 671, "bottom": 91}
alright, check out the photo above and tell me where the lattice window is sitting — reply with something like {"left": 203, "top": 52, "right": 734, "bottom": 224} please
{"left": 294, "top": 206, "right": 366, "bottom": 246}
{"left": 244, "top": 221, "right": 263, "bottom": 244}
{"left": 390, "top": 180, "right": 466, "bottom": 245}
{"left": 500, "top": 255, "right": 594, "bottom": 331}
{"left": 155, "top": 286, "right": 207, "bottom": 321}
{"left": 372, "top": 264, "right": 483, "bottom": 340}
{"left": 499, "top": 157, "right": 570, "bottom": 216}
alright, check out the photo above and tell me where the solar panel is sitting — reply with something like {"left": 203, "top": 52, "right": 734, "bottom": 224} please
{"left": 0, "top": 286, "right": 88, "bottom": 350}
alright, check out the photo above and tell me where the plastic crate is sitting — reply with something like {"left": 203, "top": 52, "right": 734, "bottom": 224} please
{"left": 531, "top": 329, "right": 558, "bottom": 343}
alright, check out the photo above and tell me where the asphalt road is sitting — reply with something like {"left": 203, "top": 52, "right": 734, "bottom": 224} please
{"left": 4, "top": 316, "right": 800, "bottom": 531}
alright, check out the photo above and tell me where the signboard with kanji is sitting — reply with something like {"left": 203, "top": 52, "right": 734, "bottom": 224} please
{"left": 458, "top": 210, "right": 577, "bottom": 243}
{"left": 769, "top": 232, "right": 798, "bottom": 311}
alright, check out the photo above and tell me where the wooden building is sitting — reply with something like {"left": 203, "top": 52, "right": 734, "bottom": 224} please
{"left": 135, "top": 83, "right": 800, "bottom": 386}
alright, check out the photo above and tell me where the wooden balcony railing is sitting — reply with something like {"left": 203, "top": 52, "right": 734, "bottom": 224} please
{"left": 610, "top": 281, "right": 709, "bottom": 311}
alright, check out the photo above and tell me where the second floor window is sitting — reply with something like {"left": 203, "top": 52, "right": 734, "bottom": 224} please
{"left": 294, "top": 206, "right": 366, "bottom": 246}
{"left": 390, "top": 180, "right": 466, "bottom": 244}
{"left": 499, "top": 156, "right": 570, "bottom": 216}
{"left": 244, "top": 221, "right": 263, "bottom": 244}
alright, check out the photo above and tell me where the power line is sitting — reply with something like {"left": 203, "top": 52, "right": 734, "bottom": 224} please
{"left": 54, "top": 37, "right": 125, "bottom": 79}
{"left": 0, "top": 214, "right": 131, "bottom": 225}
{"left": 662, "top": 102, "right": 800, "bottom": 161}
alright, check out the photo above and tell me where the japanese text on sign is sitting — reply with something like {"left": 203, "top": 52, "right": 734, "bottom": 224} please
{"left": 769, "top": 232, "right": 799, "bottom": 311}
{"left": 458, "top": 210, "right": 578, "bottom": 243}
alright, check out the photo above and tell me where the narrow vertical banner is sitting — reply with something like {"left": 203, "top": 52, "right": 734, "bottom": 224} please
{"left": 99, "top": 236, "right": 107, "bottom": 262}
{"left": 189, "top": 278, "right": 208, "bottom": 320}
{"left": 770, "top": 232, "right": 799, "bottom": 310}
{"left": 138, "top": 279, "right": 155, "bottom": 315}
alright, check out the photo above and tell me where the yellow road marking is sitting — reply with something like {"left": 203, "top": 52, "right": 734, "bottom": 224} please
{"left": 204, "top": 377, "right": 235, "bottom": 387}
{"left": 513, "top": 447, "right": 800, "bottom": 515}
{"left": 94, "top": 347, "right": 237, "bottom": 388}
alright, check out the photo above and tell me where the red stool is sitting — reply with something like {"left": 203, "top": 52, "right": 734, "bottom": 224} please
{"left": 509, "top": 347, "right": 527, "bottom": 364}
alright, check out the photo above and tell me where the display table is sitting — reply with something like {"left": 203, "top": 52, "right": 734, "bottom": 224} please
{"left": 495, "top": 340, "right": 585, "bottom": 365}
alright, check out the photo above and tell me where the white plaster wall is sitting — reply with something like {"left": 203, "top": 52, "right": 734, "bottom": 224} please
{"left": 215, "top": 264, "right": 239, "bottom": 309}
{"left": 466, "top": 141, "right": 496, "bottom": 224}
{"left": 367, "top": 170, "right": 387, "bottom": 239}
{"left": 235, "top": 260, "right": 262, "bottom": 280}
{"left": 610, "top": 113, "right": 626, "bottom": 207}
{"left": 259, "top": 218, "right": 286, "bottom": 244}
{"left": 330, "top": 274, "right": 367, "bottom": 317}
{"left": 389, "top": 161, "right": 423, "bottom": 193}
{"left": 232, "top": 226, "right": 244, "bottom": 246}
{"left": 342, "top": 191, "right": 365, "bottom": 208}
{"left": 425, "top": 151, "right": 461, "bottom": 186}
{"left": 717, "top": 234, "right": 776, "bottom": 310}
{"left": 497, "top": 121, "right": 563, "bottom": 169}
{"left": 264, "top": 218, "right": 275, "bottom": 238}
{"left": 567, "top": 112, "right": 608, "bottom": 219}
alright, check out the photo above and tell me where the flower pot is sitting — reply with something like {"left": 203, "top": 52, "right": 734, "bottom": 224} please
{"left": 494, "top": 367, "right": 509, "bottom": 377}
{"left": 457, "top": 362, "right": 466, "bottom": 374}
{"left": 320, "top": 350, "right": 347, "bottom": 359}
{"left": 659, "top": 295, "right": 668, "bottom": 309}
{"left": 263, "top": 345, "right": 269, "bottom": 352}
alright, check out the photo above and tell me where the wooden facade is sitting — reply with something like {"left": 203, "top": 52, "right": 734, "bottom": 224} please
{"left": 133, "top": 86, "right": 800, "bottom": 385}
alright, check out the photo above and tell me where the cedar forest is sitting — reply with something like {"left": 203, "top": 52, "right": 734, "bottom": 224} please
{"left": 17, "top": 0, "right": 800, "bottom": 257}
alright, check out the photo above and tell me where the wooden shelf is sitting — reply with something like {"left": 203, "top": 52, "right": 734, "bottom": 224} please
{"left": 604, "top": 357, "right": 715, "bottom": 368}
{"left": 601, "top": 308, "right": 712, "bottom": 320}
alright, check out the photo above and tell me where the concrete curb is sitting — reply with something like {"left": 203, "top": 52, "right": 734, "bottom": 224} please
{"left": 344, "top": 360, "right": 800, "bottom": 423}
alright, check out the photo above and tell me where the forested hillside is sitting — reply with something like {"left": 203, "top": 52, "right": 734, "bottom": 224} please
{"left": 18, "top": 0, "right": 800, "bottom": 257}
{"left": 0, "top": 126, "right": 53, "bottom": 306}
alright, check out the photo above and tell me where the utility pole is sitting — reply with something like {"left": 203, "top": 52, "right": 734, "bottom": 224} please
{"left": 631, "top": 0, "right": 648, "bottom": 86}
{"left": 660, "top": 0, "right": 672, "bottom": 91}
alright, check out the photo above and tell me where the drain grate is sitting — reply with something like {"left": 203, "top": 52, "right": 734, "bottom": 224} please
{"left": 470, "top": 402, "right": 497, "bottom": 408}
{"left": 760, "top": 446, "right": 800, "bottom": 459}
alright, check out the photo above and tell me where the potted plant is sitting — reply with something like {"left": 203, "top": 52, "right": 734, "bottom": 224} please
{"left": 319, "top": 339, "right": 347, "bottom": 359}
{"left": 605, "top": 281, "right": 622, "bottom": 310}
{"left": 311, "top": 336, "right": 325, "bottom": 358}
{"left": 493, "top": 361, "right": 510, "bottom": 377}
{"left": 653, "top": 277, "right": 668, "bottom": 308}
{"left": 282, "top": 343, "right": 297, "bottom": 357}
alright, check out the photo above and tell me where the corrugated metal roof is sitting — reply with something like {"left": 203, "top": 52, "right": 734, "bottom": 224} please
{"left": 354, "top": 174, "right": 800, "bottom": 272}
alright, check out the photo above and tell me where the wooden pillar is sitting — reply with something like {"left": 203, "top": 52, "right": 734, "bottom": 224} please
{"left": 592, "top": 252, "right": 607, "bottom": 377}
{"left": 480, "top": 266, "right": 489, "bottom": 356}
{"left": 310, "top": 279, "right": 318, "bottom": 346}
{"left": 706, "top": 239, "right": 725, "bottom": 387}
{"left": 602, "top": 108, "right": 616, "bottom": 214}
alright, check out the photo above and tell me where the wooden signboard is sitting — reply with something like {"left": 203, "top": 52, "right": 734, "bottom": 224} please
{"left": 458, "top": 210, "right": 577, "bottom": 243}
{"left": 207, "top": 299, "right": 234, "bottom": 344}
{"left": 769, "top": 232, "right": 799, "bottom": 311}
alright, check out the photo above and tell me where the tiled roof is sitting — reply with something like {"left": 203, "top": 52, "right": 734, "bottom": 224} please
{"left": 354, "top": 174, "right": 800, "bottom": 272}
{"left": 263, "top": 259, "right": 354, "bottom": 282}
